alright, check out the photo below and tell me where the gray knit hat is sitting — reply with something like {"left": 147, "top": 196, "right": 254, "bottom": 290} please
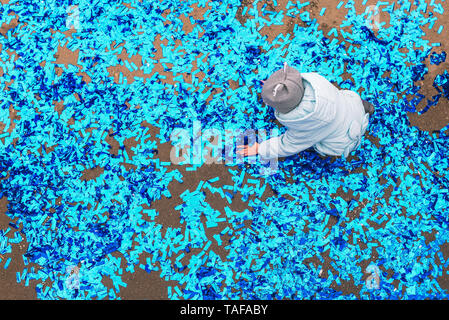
{"left": 261, "top": 62, "right": 305, "bottom": 114}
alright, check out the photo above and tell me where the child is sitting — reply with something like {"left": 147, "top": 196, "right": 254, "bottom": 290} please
{"left": 237, "top": 63, "right": 374, "bottom": 159}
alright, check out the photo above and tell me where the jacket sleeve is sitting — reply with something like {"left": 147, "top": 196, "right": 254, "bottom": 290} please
{"left": 257, "top": 129, "right": 315, "bottom": 159}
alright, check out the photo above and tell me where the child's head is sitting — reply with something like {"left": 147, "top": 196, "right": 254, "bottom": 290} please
{"left": 261, "top": 63, "right": 305, "bottom": 114}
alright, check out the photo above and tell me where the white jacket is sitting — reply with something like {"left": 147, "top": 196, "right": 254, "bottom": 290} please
{"left": 258, "top": 72, "right": 370, "bottom": 159}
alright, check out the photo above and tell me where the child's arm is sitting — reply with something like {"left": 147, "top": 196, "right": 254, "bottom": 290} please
{"left": 257, "top": 129, "right": 315, "bottom": 159}
{"left": 237, "top": 130, "right": 314, "bottom": 159}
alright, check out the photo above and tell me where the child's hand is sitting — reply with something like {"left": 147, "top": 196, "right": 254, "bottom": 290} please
{"left": 237, "top": 143, "right": 259, "bottom": 157}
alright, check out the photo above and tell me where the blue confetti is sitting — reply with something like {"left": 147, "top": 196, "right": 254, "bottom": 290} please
{"left": 0, "top": 0, "right": 448, "bottom": 301}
